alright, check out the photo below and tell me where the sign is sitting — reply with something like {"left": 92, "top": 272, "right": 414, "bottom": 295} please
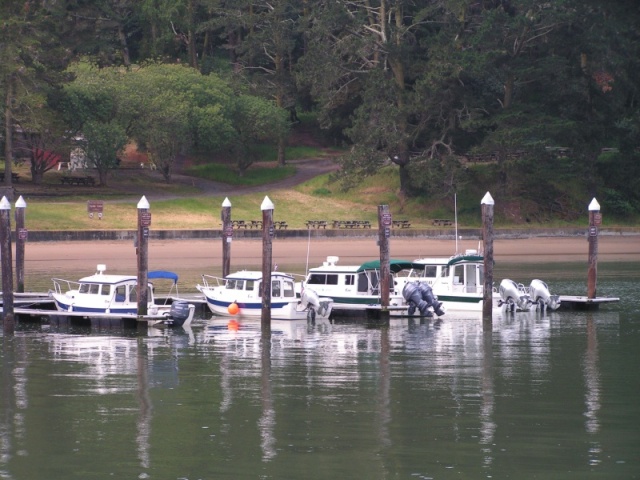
{"left": 18, "top": 228, "right": 28, "bottom": 241}
{"left": 382, "top": 213, "right": 392, "bottom": 226}
{"left": 589, "top": 226, "right": 598, "bottom": 237}
{"left": 384, "top": 227, "right": 390, "bottom": 238}
{"left": 225, "top": 226, "right": 234, "bottom": 237}
{"left": 269, "top": 225, "right": 275, "bottom": 237}
{"left": 594, "top": 213, "right": 602, "bottom": 226}
{"left": 142, "top": 226, "right": 150, "bottom": 238}
{"left": 140, "top": 212, "right": 152, "bottom": 227}
{"left": 87, "top": 200, "right": 104, "bottom": 219}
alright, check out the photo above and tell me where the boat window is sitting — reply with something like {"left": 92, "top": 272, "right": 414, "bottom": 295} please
{"left": 441, "top": 266, "right": 450, "bottom": 278}
{"left": 234, "top": 280, "right": 244, "bottom": 290}
{"left": 226, "top": 279, "right": 237, "bottom": 290}
{"left": 79, "top": 283, "right": 90, "bottom": 294}
{"left": 345, "top": 275, "right": 355, "bottom": 286}
{"left": 283, "top": 280, "right": 295, "bottom": 297}
{"left": 307, "top": 274, "right": 325, "bottom": 285}
{"left": 326, "top": 274, "right": 338, "bottom": 285}
{"left": 101, "top": 285, "right": 111, "bottom": 296}
{"left": 246, "top": 280, "right": 255, "bottom": 291}
{"left": 89, "top": 284, "right": 100, "bottom": 294}
{"left": 115, "top": 286, "right": 126, "bottom": 302}
{"left": 357, "top": 272, "right": 369, "bottom": 293}
{"left": 130, "top": 286, "right": 137, "bottom": 302}
{"left": 272, "top": 280, "right": 281, "bottom": 297}
{"left": 423, "top": 266, "right": 438, "bottom": 277}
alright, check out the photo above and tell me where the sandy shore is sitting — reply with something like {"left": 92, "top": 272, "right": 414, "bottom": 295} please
{"left": 21, "top": 235, "right": 640, "bottom": 272}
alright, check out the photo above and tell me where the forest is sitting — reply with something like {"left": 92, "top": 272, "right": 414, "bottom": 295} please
{"left": 1, "top": 0, "right": 639, "bottom": 220}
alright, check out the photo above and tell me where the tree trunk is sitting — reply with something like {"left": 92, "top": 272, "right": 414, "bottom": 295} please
{"left": 118, "top": 26, "right": 131, "bottom": 67}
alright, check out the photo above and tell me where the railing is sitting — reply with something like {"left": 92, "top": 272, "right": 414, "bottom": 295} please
{"left": 51, "top": 278, "right": 81, "bottom": 295}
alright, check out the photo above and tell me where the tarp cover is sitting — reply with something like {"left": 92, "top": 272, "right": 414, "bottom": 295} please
{"left": 148, "top": 270, "right": 179, "bottom": 284}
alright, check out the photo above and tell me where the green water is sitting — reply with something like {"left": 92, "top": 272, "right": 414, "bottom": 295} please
{"left": 1, "top": 263, "right": 639, "bottom": 479}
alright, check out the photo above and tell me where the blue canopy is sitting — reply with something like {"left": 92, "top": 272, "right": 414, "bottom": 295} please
{"left": 148, "top": 270, "right": 179, "bottom": 284}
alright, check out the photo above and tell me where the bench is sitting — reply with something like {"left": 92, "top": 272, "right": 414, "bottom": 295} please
{"left": 232, "top": 220, "right": 248, "bottom": 229}
{"left": 392, "top": 220, "right": 411, "bottom": 228}
{"left": 0, "top": 172, "right": 20, "bottom": 182}
{"left": 432, "top": 219, "right": 453, "bottom": 226}
{"left": 332, "top": 220, "right": 371, "bottom": 229}
{"left": 60, "top": 175, "right": 95, "bottom": 186}
{"left": 274, "top": 221, "right": 288, "bottom": 229}
{"left": 306, "top": 220, "right": 328, "bottom": 229}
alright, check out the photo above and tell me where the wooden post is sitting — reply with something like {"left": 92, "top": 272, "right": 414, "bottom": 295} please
{"left": 137, "top": 196, "right": 150, "bottom": 317}
{"left": 261, "top": 196, "right": 274, "bottom": 333}
{"left": 481, "top": 192, "right": 494, "bottom": 329}
{"left": 377, "top": 205, "right": 391, "bottom": 314}
{"left": 587, "top": 198, "right": 600, "bottom": 299}
{"left": 0, "top": 196, "right": 14, "bottom": 334}
{"left": 221, "top": 197, "right": 232, "bottom": 278}
{"left": 15, "top": 196, "right": 26, "bottom": 293}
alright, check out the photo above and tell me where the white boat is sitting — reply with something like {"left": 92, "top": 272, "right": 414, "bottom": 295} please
{"left": 50, "top": 264, "right": 195, "bottom": 326}
{"left": 301, "top": 256, "right": 443, "bottom": 316}
{"left": 196, "top": 270, "right": 333, "bottom": 320}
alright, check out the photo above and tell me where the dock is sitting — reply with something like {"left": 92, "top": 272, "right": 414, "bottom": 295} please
{"left": 557, "top": 295, "right": 620, "bottom": 310}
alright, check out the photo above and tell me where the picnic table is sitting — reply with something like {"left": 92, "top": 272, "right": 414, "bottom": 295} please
{"left": 332, "top": 220, "right": 371, "bottom": 229}
{"left": 392, "top": 220, "right": 411, "bottom": 228}
{"left": 0, "top": 172, "right": 20, "bottom": 182}
{"left": 60, "top": 175, "right": 96, "bottom": 186}
{"left": 232, "top": 220, "right": 248, "bottom": 229}
{"left": 306, "top": 220, "right": 328, "bottom": 229}
{"left": 432, "top": 218, "right": 453, "bottom": 226}
{"left": 274, "top": 221, "right": 288, "bottom": 229}
{"left": 249, "top": 220, "right": 263, "bottom": 229}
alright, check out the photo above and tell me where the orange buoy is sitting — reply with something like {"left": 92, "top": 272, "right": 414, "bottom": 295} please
{"left": 228, "top": 302, "right": 239, "bottom": 315}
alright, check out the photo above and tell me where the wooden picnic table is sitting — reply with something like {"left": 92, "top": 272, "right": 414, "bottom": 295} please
{"left": 306, "top": 220, "right": 328, "bottom": 229}
{"left": 60, "top": 175, "right": 96, "bottom": 186}
{"left": 232, "top": 220, "right": 248, "bottom": 229}
{"left": 432, "top": 218, "right": 453, "bottom": 226}
{"left": 392, "top": 220, "right": 411, "bottom": 228}
{"left": 249, "top": 220, "right": 263, "bottom": 229}
{"left": 332, "top": 220, "right": 371, "bottom": 229}
{"left": 274, "top": 221, "right": 288, "bottom": 229}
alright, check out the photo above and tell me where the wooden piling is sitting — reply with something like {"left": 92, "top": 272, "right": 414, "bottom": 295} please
{"left": 261, "top": 196, "right": 274, "bottom": 333}
{"left": 0, "top": 196, "right": 14, "bottom": 334}
{"left": 481, "top": 192, "right": 495, "bottom": 329}
{"left": 587, "top": 198, "right": 600, "bottom": 299}
{"left": 137, "top": 196, "right": 150, "bottom": 316}
{"left": 221, "top": 197, "right": 232, "bottom": 278}
{"left": 377, "top": 205, "right": 391, "bottom": 316}
{"left": 15, "top": 196, "right": 26, "bottom": 293}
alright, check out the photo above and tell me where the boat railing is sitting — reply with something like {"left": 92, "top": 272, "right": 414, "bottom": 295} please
{"left": 199, "top": 274, "right": 225, "bottom": 289}
{"left": 51, "top": 278, "right": 81, "bottom": 295}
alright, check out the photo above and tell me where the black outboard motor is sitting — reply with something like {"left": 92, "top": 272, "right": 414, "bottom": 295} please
{"left": 170, "top": 301, "right": 191, "bottom": 327}
{"left": 402, "top": 282, "right": 445, "bottom": 317}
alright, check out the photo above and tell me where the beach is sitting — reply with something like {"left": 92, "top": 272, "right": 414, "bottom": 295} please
{"left": 22, "top": 235, "right": 640, "bottom": 273}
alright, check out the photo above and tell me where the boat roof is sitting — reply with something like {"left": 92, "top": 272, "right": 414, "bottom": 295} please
{"left": 78, "top": 270, "right": 179, "bottom": 285}
{"left": 357, "top": 259, "right": 429, "bottom": 274}
{"left": 225, "top": 270, "right": 294, "bottom": 281}
{"left": 447, "top": 254, "right": 484, "bottom": 266}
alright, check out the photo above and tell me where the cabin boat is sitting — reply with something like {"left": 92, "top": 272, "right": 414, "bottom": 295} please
{"left": 196, "top": 270, "right": 333, "bottom": 321}
{"left": 301, "top": 256, "right": 442, "bottom": 316}
{"left": 50, "top": 264, "right": 195, "bottom": 326}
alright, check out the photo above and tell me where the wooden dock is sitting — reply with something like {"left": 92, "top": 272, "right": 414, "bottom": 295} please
{"left": 558, "top": 295, "right": 620, "bottom": 310}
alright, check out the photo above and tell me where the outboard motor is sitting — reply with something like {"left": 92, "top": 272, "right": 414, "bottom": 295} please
{"left": 529, "top": 279, "right": 561, "bottom": 311}
{"left": 300, "top": 287, "right": 321, "bottom": 321}
{"left": 170, "top": 301, "right": 192, "bottom": 327}
{"left": 498, "top": 279, "right": 531, "bottom": 312}
{"left": 402, "top": 282, "right": 445, "bottom": 317}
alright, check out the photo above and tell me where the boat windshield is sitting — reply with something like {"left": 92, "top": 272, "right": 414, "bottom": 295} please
{"left": 226, "top": 279, "right": 245, "bottom": 290}
{"left": 78, "top": 283, "right": 109, "bottom": 295}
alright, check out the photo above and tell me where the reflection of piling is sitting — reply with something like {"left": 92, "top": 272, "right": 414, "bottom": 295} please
{"left": 587, "top": 198, "right": 600, "bottom": 299}
{"left": 221, "top": 197, "right": 232, "bottom": 278}
{"left": 15, "top": 196, "right": 26, "bottom": 293}
{"left": 137, "top": 196, "right": 150, "bottom": 317}
{"left": 481, "top": 192, "right": 494, "bottom": 329}
{"left": 377, "top": 205, "right": 391, "bottom": 318}
{"left": 261, "top": 196, "right": 274, "bottom": 333}
{"left": 0, "top": 196, "right": 14, "bottom": 333}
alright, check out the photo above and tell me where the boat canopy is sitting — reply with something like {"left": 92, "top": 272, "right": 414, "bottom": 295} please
{"left": 357, "top": 259, "right": 427, "bottom": 274}
{"left": 149, "top": 271, "right": 179, "bottom": 284}
{"left": 447, "top": 255, "right": 484, "bottom": 266}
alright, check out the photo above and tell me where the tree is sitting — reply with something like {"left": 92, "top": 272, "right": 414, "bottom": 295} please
{"left": 81, "top": 120, "right": 127, "bottom": 186}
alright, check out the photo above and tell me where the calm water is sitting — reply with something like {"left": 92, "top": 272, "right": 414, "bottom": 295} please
{"left": 1, "top": 262, "right": 639, "bottom": 479}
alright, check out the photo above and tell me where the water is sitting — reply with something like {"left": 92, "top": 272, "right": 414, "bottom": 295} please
{"left": 1, "top": 262, "right": 639, "bottom": 479}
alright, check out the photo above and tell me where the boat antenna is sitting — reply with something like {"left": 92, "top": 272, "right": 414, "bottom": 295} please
{"left": 305, "top": 224, "right": 311, "bottom": 276}
{"left": 454, "top": 193, "right": 459, "bottom": 254}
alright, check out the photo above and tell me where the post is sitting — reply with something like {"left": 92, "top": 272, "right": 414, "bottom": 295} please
{"left": 221, "top": 197, "right": 232, "bottom": 278}
{"left": 481, "top": 192, "right": 494, "bottom": 329}
{"left": 0, "top": 196, "right": 14, "bottom": 334}
{"left": 137, "top": 196, "right": 151, "bottom": 317}
{"left": 261, "top": 196, "right": 274, "bottom": 333}
{"left": 15, "top": 196, "right": 26, "bottom": 293}
{"left": 377, "top": 205, "right": 391, "bottom": 314}
{"left": 587, "top": 198, "right": 600, "bottom": 299}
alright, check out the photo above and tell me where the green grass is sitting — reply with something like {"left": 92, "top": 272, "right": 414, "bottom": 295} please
{"left": 185, "top": 162, "right": 296, "bottom": 186}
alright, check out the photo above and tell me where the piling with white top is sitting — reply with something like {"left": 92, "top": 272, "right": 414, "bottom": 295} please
{"left": 221, "top": 197, "right": 232, "bottom": 278}
{"left": 481, "top": 192, "right": 494, "bottom": 329}
{"left": 261, "top": 196, "right": 274, "bottom": 333}
{"left": 137, "top": 196, "right": 150, "bottom": 317}
{"left": 1, "top": 196, "right": 14, "bottom": 333}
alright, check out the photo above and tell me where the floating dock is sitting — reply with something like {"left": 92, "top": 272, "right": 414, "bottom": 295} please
{"left": 557, "top": 295, "right": 620, "bottom": 310}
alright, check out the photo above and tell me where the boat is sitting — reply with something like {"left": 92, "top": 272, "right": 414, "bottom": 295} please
{"left": 196, "top": 270, "right": 333, "bottom": 320}
{"left": 50, "top": 264, "right": 195, "bottom": 326}
{"left": 301, "top": 256, "right": 443, "bottom": 316}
